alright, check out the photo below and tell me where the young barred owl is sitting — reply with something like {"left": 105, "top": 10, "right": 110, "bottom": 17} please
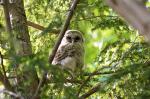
{"left": 52, "top": 30, "right": 84, "bottom": 72}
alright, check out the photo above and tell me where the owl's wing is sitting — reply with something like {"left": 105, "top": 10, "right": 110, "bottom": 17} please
{"left": 52, "top": 45, "right": 69, "bottom": 65}
{"left": 53, "top": 44, "right": 81, "bottom": 65}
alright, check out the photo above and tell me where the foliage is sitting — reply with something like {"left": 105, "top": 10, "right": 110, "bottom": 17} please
{"left": 0, "top": 0, "right": 150, "bottom": 98}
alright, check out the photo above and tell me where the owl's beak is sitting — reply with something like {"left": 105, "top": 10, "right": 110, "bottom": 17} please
{"left": 71, "top": 40, "right": 75, "bottom": 44}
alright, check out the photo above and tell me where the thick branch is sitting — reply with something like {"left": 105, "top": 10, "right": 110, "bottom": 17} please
{"left": 106, "top": 0, "right": 150, "bottom": 41}
{"left": 49, "top": 0, "right": 80, "bottom": 63}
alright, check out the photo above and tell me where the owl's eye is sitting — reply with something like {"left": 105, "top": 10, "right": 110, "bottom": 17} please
{"left": 66, "top": 36, "right": 72, "bottom": 42}
{"left": 75, "top": 36, "right": 80, "bottom": 42}
{"left": 67, "top": 36, "right": 71, "bottom": 40}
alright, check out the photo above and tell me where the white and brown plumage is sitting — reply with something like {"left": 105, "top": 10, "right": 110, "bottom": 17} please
{"left": 52, "top": 30, "right": 84, "bottom": 72}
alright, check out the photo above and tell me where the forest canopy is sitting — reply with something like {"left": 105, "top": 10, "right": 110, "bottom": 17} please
{"left": 0, "top": 0, "right": 150, "bottom": 99}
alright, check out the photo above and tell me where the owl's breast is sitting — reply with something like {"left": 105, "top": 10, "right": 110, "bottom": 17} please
{"left": 60, "top": 57, "right": 76, "bottom": 71}
{"left": 52, "top": 43, "right": 84, "bottom": 72}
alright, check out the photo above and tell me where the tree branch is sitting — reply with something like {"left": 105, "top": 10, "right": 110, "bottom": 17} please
{"left": 2, "top": 0, "right": 15, "bottom": 92}
{"left": 46, "top": 77, "right": 83, "bottom": 84}
{"left": 72, "top": 15, "right": 118, "bottom": 22}
{"left": 3, "top": 0, "right": 15, "bottom": 55}
{"left": 27, "top": 21, "right": 45, "bottom": 31}
{"left": 0, "top": 63, "right": 14, "bottom": 93}
{"left": 27, "top": 21, "right": 60, "bottom": 34}
{"left": 0, "top": 89, "right": 24, "bottom": 99}
{"left": 106, "top": 0, "right": 150, "bottom": 41}
{"left": 0, "top": 52, "right": 7, "bottom": 79}
{"left": 77, "top": 66, "right": 116, "bottom": 97}
{"left": 83, "top": 71, "right": 115, "bottom": 76}
{"left": 79, "top": 62, "right": 150, "bottom": 98}
{"left": 31, "top": 71, "right": 47, "bottom": 99}
{"left": 77, "top": 70, "right": 98, "bottom": 96}
{"left": 48, "top": 0, "right": 80, "bottom": 63}
{"left": 79, "top": 83, "right": 101, "bottom": 99}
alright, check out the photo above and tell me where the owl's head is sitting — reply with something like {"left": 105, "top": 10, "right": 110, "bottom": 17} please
{"left": 62, "top": 30, "right": 84, "bottom": 45}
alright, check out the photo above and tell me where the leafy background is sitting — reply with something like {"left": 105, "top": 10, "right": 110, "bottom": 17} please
{"left": 0, "top": 0, "right": 150, "bottom": 98}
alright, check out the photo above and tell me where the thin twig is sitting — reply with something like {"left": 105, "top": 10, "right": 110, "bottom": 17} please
{"left": 77, "top": 66, "right": 115, "bottom": 96}
{"left": 72, "top": 15, "right": 118, "bottom": 22}
{"left": 83, "top": 71, "right": 115, "bottom": 76}
{"left": 65, "top": 78, "right": 83, "bottom": 84}
{"left": 31, "top": 72, "right": 47, "bottom": 99}
{"left": 77, "top": 70, "right": 97, "bottom": 96}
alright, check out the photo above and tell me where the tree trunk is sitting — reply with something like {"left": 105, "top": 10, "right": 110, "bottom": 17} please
{"left": 9, "top": 0, "right": 32, "bottom": 55}
{"left": 5, "top": 0, "right": 40, "bottom": 98}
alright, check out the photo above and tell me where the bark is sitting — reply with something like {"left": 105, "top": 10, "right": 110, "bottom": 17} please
{"left": 6, "top": 0, "right": 40, "bottom": 98}
{"left": 106, "top": 0, "right": 150, "bottom": 42}
{"left": 3, "top": 0, "right": 15, "bottom": 93}
{"left": 3, "top": 0, "right": 15, "bottom": 52}
{"left": 9, "top": 0, "right": 32, "bottom": 56}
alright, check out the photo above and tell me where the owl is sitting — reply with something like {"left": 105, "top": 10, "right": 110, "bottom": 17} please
{"left": 52, "top": 30, "right": 84, "bottom": 73}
